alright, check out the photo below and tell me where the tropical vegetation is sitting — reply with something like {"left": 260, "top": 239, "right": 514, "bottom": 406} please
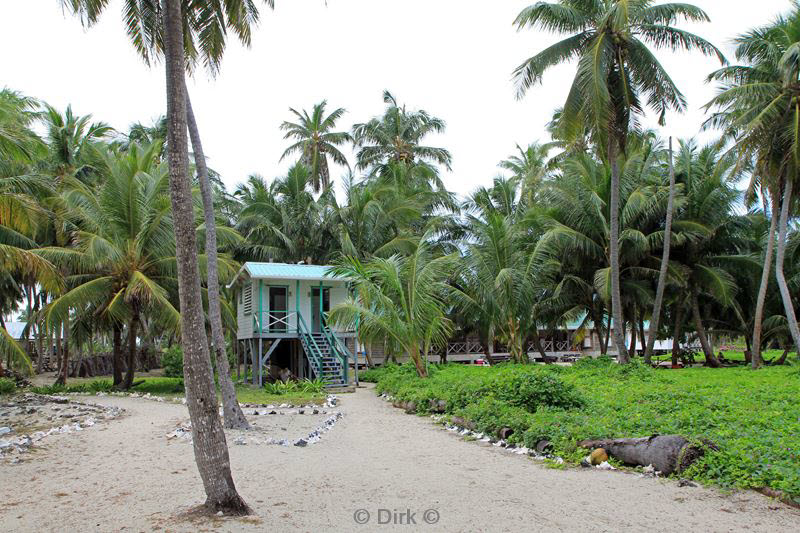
{"left": 361, "top": 359, "right": 800, "bottom": 503}
{"left": 1, "top": 0, "right": 800, "bottom": 518}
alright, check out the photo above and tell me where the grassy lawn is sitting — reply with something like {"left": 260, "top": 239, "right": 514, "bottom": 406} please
{"left": 362, "top": 357, "right": 800, "bottom": 502}
{"left": 26, "top": 376, "right": 325, "bottom": 405}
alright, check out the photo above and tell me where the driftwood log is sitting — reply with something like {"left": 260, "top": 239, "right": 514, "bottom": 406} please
{"left": 578, "top": 435, "right": 717, "bottom": 476}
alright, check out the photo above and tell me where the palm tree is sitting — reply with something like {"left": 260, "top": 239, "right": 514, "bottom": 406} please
{"left": 668, "top": 142, "right": 754, "bottom": 367}
{"left": 461, "top": 203, "right": 555, "bottom": 364}
{"left": 41, "top": 104, "right": 112, "bottom": 187}
{"left": 705, "top": 5, "right": 800, "bottom": 364}
{"left": 327, "top": 226, "right": 457, "bottom": 378}
{"left": 513, "top": 0, "right": 724, "bottom": 362}
{"left": 0, "top": 89, "right": 44, "bottom": 162}
{"left": 0, "top": 90, "right": 61, "bottom": 376}
{"left": 643, "top": 137, "right": 677, "bottom": 362}
{"left": 280, "top": 101, "right": 351, "bottom": 192}
{"left": 33, "top": 104, "right": 112, "bottom": 383}
{"left": 498, "top": 142, "right": 553, "bottom": 205}
{"left": 185, "top": 95, "right": 250, "bottom": 430}
{"left": 119, "top": 116, "right": 168, "bottom": 158}
{"left": 236, "top": 163, "right": 335, "bottom": 264}
{"left": 39, "top": 142, "right": 181, "bottom": 388}
{"left": 353, "top": 91, "right": 452, "bottom": 175}
{"left": 59, "top": 0, "right": 264, "bottom": 513}
{"left": 534, "top": 139, "right": 669, "bottom": 358}
{"left": 163, "top": 2, "right": 249, "bottom": 512}
{"left": 329, "top": 174, "right": 395, "bottom": 258}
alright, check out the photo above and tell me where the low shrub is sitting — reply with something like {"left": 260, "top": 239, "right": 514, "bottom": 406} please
{"left": 161, "top": 346, "right": 184, "bottom": 377}
{"left": 132, "top": 378, "right": 184, "bottom": 394}
{"left": 359, "top": 365, "right": 395, "bottom": 383}
{"left": 368, "top": 363, "right": 583, "bottom": 414}
{"left": 492, "top": 369, "right": 585, "bottom": 411}
{"left": 457, "top": 398, "right": 533, "bottom": 444}
{"left": 0, "top": 377, "right": 16, "bottom": 395}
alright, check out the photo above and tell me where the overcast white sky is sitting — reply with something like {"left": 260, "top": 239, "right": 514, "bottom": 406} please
{"left": 1, "top": 0, "right": 792, "bottom": 197}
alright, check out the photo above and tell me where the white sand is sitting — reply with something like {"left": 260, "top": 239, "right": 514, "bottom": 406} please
{"left": 1, "top": 385, "right": 798, "bottom": 532}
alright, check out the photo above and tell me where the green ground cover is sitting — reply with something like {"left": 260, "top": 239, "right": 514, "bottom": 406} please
{"left": 362, "top": 358, "right": 800, "bottom": 502}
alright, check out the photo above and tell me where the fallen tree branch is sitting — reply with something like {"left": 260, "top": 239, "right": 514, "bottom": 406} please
{"left": 578, "top": 435, "right": 717, "bottom": 476}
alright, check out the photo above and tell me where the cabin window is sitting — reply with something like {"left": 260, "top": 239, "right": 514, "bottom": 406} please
{"left": 243, "top": 284, "right": 253, "bottom": 315}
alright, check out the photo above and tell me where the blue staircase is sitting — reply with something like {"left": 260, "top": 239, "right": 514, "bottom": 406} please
{"left": 298, "top": 314, "right": 349, "bottom": 388}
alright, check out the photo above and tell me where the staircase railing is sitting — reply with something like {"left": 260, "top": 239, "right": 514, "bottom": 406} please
{"left": 321, "top": 319, "right": 349, "bottom": 385}
{"left": 297, "top": 313, "right": 325, "bottom": 379}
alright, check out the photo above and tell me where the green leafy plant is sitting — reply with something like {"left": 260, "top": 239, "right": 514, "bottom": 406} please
{"left": 161, "top": 346, "right": 184, "bottom": 378}
{"left": 263, "top": 378, "right": 325, "bottom": 396}
{"left": 0, "top": 377, "right": 16, "bottom": 395}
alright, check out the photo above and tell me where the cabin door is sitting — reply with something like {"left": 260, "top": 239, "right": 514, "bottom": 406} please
{"left": 311, "top": 287, "right": 330, "bottom": 333}
{"left": 268, "top": 286, "right": 288, "bottom": 332}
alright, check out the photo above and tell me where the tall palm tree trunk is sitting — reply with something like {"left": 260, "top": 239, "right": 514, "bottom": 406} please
{"left": 46, "top": 329, "right": 53, "bottom": 373}
{"left": 628, "top": 313, "right": 637, "bottom": 356}
{"left": 35, "top": 323, "right": 44, "bottom": 374}
{"left": 775, "top": 178, "right": 800, "bottom": 353}
{"left": 690, "top": 285, "right": 720, "bottom": 367}
{"left": 645, "top": 138, "right": 677, "bottom": 364}
{"left": 162, "top": 0, "right": 249, "bottom": 515}
{"left": 25, "top": 287, "right": 34, "bottom": 361}
{"left": 34, "top": 291, "right": 44, "bottom": 374}
{"left": 409, "top": 343, "right": 427, "bottom": 378}
{"left": 608, "top": 139, "right": 629, "bottom": 363}
{"left": 54, "top": 324, "right": 62, "bottom": 381}
{"left": 123, "top": 315, "right": 138, "bottom": 389}
{"left": 185, "top": 88, "right": 250, "bottom": 430}
{"left": 530, "top": 327, "right": 550, "bottom": 363}
{"left": 54, "top": 316, "right": 70, "bottom": 385}
{"left": 671, "top": 299, "right": 685, "bottom": 367}
{"left": 751, "top": 195, "right": 779, "bottom": 368}
{"left": 112, "top": 324, "right": 123, "bottom": 386}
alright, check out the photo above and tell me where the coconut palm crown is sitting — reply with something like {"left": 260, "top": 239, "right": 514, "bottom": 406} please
{"left": 280, "top": 100, "right": 351, "bottom": 192}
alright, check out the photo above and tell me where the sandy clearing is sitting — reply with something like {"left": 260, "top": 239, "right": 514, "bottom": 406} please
{"left": 1, "top": 385, "right": 798, "bottom": 532}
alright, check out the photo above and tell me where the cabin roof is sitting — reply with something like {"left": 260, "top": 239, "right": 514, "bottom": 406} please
{"left": 5, "top": 321, "right": 32, "bottom": 340}
{"left": 228, "top": 262, "right": 342, "bottom": 287}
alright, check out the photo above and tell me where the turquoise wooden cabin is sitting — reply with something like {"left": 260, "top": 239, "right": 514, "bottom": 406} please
{"left": 228, "top": 262, "right": 356, "bottom": 388}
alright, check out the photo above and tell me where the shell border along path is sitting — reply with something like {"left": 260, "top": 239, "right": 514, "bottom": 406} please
{"left": 166, "top": 395, "right": 344, "bottom": 447}
{"left": 0, "top": 393, "right": 125, "bottom": 463}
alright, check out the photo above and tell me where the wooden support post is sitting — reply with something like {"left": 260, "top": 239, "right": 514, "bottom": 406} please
{"left": 258, "top": 337, "right": 263, "bottom": 387}
{"left": 248, "top": 340, "right": 253, "bottom": 384}
{"left": 259, "top": 338, "right": 282, "bottom": 387}
{"left": 253, "top": 340, "right": 257, "bottom": 384}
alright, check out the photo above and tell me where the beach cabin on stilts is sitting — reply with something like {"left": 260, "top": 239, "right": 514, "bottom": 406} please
{"left": 228, "top": 262, "right": 356, "bottom": 389}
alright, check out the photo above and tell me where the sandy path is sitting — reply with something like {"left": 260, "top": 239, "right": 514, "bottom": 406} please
{"left": 1, "top": 386, "right": 798, "bottom": 532}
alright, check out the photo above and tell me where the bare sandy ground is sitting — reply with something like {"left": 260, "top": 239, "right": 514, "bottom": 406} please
{"left": 1, "top": 385, "right": 798, "bottom": 532}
